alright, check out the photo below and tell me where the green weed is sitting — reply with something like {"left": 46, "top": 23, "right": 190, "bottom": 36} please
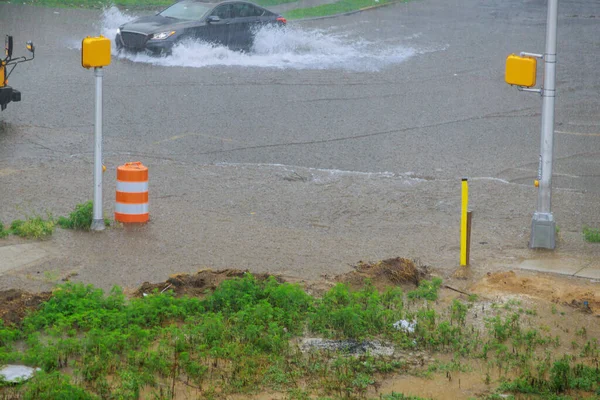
{"left": 308, "top": 281, "right": 403, "bottom": 339}
{"left": 583, "top": 226, "right": 600, "bottom": 243}
{"left": 0, "top": 222, "right": 9, "bottom": 239}
{"left": 57, "top": 201, "right": 110, "bottom": 231}
{"left": 407, "top": 277, "right": 443, "bottom": 301}
{"left": 22, "top": 371, "right": 97, "bottom": 399}
{"left": 9, "top": 215, "right": 55, "bottom": 239}
{"left": 381, "top": 393, "right": 432, "bottom": 400}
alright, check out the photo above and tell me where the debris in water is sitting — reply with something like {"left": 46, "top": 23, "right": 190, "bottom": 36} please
{"left": 0, "top": 365, "right": 40, "bottom": 382}
{"left": 393, "top": 319, "right": 416, "bottom": 333}
{"left": 300, "top": 338, "right": 394, "bottom": 356}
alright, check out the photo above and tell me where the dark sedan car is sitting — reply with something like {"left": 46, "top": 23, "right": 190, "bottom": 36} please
{"left": 115, "top": 0, "right": 286, "bottom": 55}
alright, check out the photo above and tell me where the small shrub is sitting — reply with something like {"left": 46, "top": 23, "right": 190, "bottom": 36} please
{"left": 57, "top": 201, "right": 110, "bottom": 231}
{"left": 23, "top": 371, "right": 97, "bottom": 399}
{"left": 10, "top": 216, "right": 54, "bottom": 239}
{"left": 382, "top": 393, "right": 432, "bottom": 400}
{"left": 550, "top": 356, "right": 571, "bottom": 392}
{"left": 0, "top": 222, "right": 9, "bottom": 238}
{"left": 583, "top": 226, "right": 600, "bottom": 243}
{"left": 407, "top": 277, "right": 443, "bottom": 301}
{"left": 468, "top": 294, "right": 479, "bottom": 302}
{"left": 308, "top": 282, "right": 403, "bottom": 339}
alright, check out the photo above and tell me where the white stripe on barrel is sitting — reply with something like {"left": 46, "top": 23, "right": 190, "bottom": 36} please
{"left": 115, "top": 202, "right": 149, "bottom": 215}
{"left": 116, "top": 181, "right": 149, "bottom": 193}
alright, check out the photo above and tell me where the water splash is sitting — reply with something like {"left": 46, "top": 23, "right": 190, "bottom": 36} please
{"left": 100, "top": 6, "right": 419, "bottom": 71}
{"left": 101, "top": 6, "right": 137, "bottom": 40}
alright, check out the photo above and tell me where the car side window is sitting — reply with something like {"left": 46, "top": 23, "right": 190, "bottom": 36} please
{"left": 231, "top": 3, "right": 262, "bottom": 18}
{"left": 211, "top": 5, "right": 232, "bottom": 19}
{"left": 249, "top": 5, "right": 265, "bottom": 16}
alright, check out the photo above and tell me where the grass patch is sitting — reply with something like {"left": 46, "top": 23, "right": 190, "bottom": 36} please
{"left": 254, "top": 0, "right": 298, "bottom": 6}
{"left": 0, "top": 274, "right": 598, "bottom": 399}
{"left": 0, "top": 201, "right": 110, "bottom": 239}
{"left": 583, "top": 226, "right": 600, "bottom": 243}
{"left": 0, "top": 222, "right": 9, "bottom": 239}
{"left": 284, "top": 0, "right": 402, "bottom": 20}
{"left": 406, "top": 277, "right": 442, "bottom": 301}
{"left": 7, "top": 215, "right": 55, "bottom": 239}
{"left": 57, "top": 201, "right": 110, "bottom": 231}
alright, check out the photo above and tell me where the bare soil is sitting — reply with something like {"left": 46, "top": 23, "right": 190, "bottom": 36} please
{"left": 128, "top": 257, "right": 430, "bottom": 300}
{"left": 471, "top": 270, "right": 600, "bottom": 315}
{"left": 132, "top": 269, "right": 282, "bottom": 298}
{"left": 0, "top": 289, "right": 51, "bottom": 326}
{"left": 335, "top": 257, "right": 429, "bottom": 290}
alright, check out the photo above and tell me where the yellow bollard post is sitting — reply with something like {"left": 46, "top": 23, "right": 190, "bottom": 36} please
{"left": 460, "top": 178, "right": 469, "bottom": 266}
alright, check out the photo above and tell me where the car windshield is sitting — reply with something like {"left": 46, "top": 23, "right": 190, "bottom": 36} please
{"left": 159, "top": 1, "right": 213, "bottom": 20}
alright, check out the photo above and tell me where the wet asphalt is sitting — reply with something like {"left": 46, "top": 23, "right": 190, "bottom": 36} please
{"left": 0, "top": 0, "right": 599, "bottom": 292}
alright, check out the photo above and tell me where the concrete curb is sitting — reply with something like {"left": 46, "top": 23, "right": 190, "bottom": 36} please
{"left": 287, "top": 0, "right": 406, "bottom": 22}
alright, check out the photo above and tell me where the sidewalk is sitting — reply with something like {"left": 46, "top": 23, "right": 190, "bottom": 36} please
{"left": 516, "top": 258, "right": 600, "bottom": 280}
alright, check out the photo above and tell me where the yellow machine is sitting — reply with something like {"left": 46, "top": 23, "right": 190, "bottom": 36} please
{"left": 1, "top": 35, "right": 35, "bottom": 111}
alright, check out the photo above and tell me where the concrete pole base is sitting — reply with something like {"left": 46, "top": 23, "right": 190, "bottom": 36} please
{"left": 91, "top": 219, "right": 106, "bottom": 232}
{"left": 530, "top": 212, "right": 556, "bottom": 249}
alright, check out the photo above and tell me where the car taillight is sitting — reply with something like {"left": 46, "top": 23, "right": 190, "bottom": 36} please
{"left": 276, "top": 17, "right": 287, "bottom": 24}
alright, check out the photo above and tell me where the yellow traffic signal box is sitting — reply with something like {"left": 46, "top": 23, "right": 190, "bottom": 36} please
{"left": 505, "top": 54, "right": 537, "bottom": 87}
{"left": 82, "top": 36, "right": 111, "bottom": 69}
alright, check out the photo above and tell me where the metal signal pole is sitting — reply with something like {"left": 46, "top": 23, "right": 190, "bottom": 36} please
{"left": 530, "top": 0, "right": 558, "bottom": 249}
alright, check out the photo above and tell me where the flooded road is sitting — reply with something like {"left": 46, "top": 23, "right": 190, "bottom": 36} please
{"left": 101, "top": 7, "right": 422, "bottom": 71}
{"left": 0, "top": 0, "right": 599, "bottom": 293}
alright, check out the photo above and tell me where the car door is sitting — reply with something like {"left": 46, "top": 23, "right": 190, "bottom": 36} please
{"left": 228, "top": 3, "right": 262, "bottom": 50}
{"left": 204, "top": 4, "right": 232, "bottom": 46}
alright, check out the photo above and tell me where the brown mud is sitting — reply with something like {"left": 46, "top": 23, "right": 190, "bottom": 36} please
{"left": 0, "top": 289, "right": 51, "bottom": 326}
{"left": 471, "top": 270, "right": 600, "bottom": 315}
{"left": 131, "top": 269, "right": 282, "bottom": 298}
{"left": 335, "top": 257, "right": 429, "bottom": 290}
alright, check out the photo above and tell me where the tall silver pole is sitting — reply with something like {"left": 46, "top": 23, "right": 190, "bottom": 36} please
{"left": 530, "top": 0, "right": 558, "bottom": 249}
{"left": 91, "top": 67, "right": 105, "bottom": 231}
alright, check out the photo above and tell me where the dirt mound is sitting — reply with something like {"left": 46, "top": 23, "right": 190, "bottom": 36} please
{"left": 133, "top": 269, "right": 280, "bottom": 298}
{"left": 472, "top": 271, "right": 600, "bottom": 315}
{"left": 0, "top": 289, "right": 51, "bottom": 326}
{"left": 336, "top": 257, "right": 428, "bottom": 290}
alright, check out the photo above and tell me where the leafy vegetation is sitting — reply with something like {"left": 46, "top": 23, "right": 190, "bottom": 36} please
{"left": 0, "top": 201, "right": 110, "bottom": 239}
{"left": 0, "top": 222, "right": 9, "bottom": 239}
{"left": 382, "top": 394, "right": 431, "bottom": 400}
{"left": 583, "top": 226, "right": 600, "bottom": 243}
{"left": 6, "top": 215, "right": 55, "bottom": 239}
{"left": 406, "top": 277, "right": 443, "bottom": 301}
{"left": 57, "top": 201, "right": 110, "bottom": 231}
{"left": 0, "top": 273, "right": 598, "bottom": 399}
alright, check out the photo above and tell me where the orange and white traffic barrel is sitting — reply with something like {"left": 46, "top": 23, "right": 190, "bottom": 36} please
{"left": 115, "top": 161, "right": 149, "bottom": 223}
